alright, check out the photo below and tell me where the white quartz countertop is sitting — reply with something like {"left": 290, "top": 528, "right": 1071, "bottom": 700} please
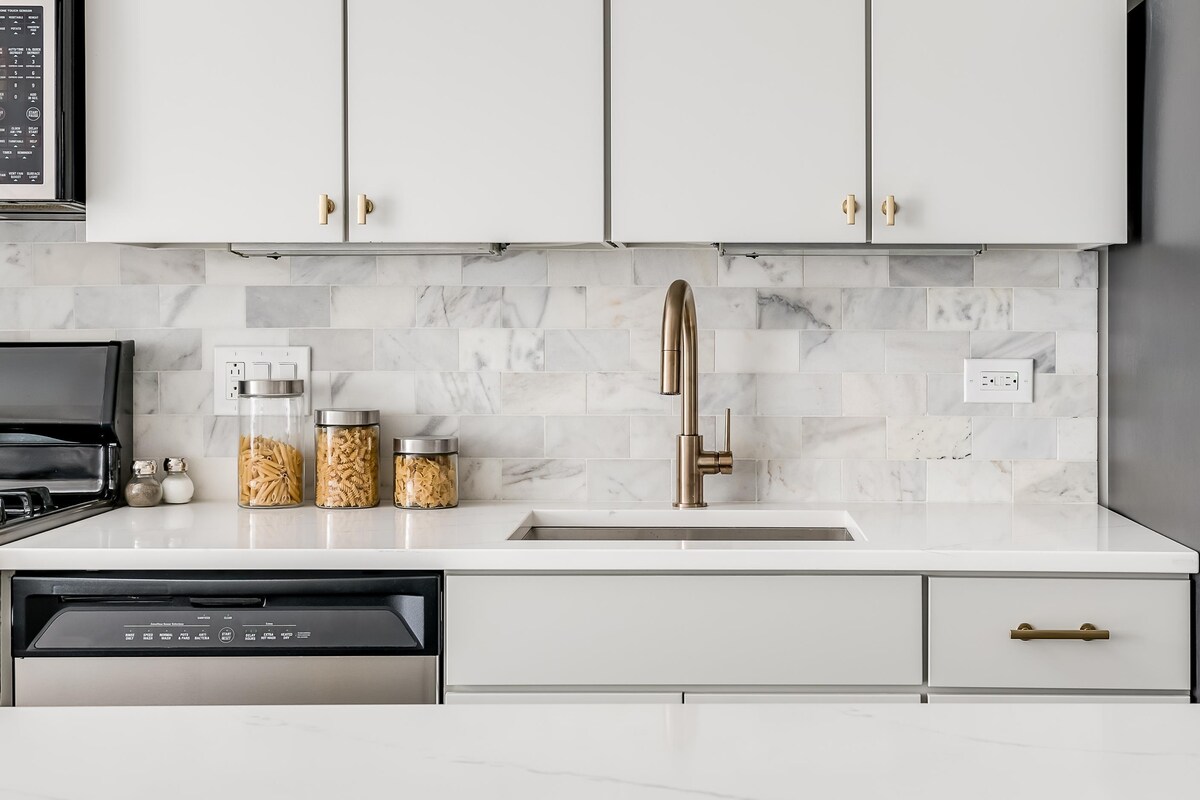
{"left": 0, "top": 500, "right": 1193, "bottom": 573}
{"left": 0, "top": 704, "right": 1197, "bottom": 799}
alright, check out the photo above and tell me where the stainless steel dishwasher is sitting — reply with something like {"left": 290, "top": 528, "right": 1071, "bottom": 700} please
{"left": 10, "top": 572, "right": 440, "bottom": 706}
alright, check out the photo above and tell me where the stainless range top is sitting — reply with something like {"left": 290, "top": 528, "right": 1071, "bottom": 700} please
{"left": 0, "top": 487, "right": 116, "bottom": 546}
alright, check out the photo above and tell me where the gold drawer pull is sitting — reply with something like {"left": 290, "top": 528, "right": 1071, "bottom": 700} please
{"left": 318, "top": 193, "right": 335, "bottom": 225}
{"left": 880, "top": 194, "right": 897, "bottom": 226}
{"left": 357, "top": 193, "right": 375, "bottom": 225}
{"left": 842, "top": 194, "right": 858, "bottom": 225}
{"left": 1010, "top": 623, "right": 1110, "bottom": 641}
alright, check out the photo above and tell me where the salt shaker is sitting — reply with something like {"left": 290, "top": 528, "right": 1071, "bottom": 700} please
{"left": 125, "top": 460, "right": 163, "bottom": 507}
{"left": 161, "top": 457, "right": 195, "bottom": 504}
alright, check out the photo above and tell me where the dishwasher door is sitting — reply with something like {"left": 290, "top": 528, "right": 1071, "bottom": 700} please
{"left": 10, "top": 572, "right": 440, "bottom": 707}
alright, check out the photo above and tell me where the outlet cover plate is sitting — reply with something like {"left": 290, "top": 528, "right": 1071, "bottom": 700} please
{"left": 213, "top": 346, "right": 312, "bottom": 416}
{"left": 963, "top": 358, "right": 1034, "bottom": 404}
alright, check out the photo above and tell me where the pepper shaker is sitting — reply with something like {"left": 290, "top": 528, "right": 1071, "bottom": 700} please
{"left": 125, "top": 460, "right": 163, "bottom": 507}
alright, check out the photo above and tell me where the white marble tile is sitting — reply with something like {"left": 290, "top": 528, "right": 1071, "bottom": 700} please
{"left": 842, "top": 288, "right": 927, "bottom": 330}
{"left": 414, "top": 372, "right": 500, "bottom": 415}
{"left": 374, "top": 329, "right": 459, "bottom": 371}
{"left": 971, "top": 417, "right": 1057, "bottom": 460}
{"left": 843, "top": 460, "right": 927, "bottom": 502}
{"left": 160, "top": 286, "right": 245, "bottom": 328}
{"left": 415, "top": 286, "right": 503, "bottom": 327}
{"left": 886, "top": 416, "right": 971, "bottom": 460}
{"left": 0, "top": 220, "right": 77, "bottom": 242}
{"left": 545, "top": 416, "right": 630, "bottom": 458}
{"left": 458, "top": 458, "right": 502, "bottom": 501}
{"left": 799, "top": 331, "right": 885, "bottom": 373}
{"left": 703, "top": 460, "right": 760, "bottom": 502}
{"left": 158, "top": 370, "right": 214, "bottom": 415}
{"left": 970, "top": 331, "right": 1056, "bottom": 374}
{"left": 1055, "top": 331, "right": 1098, "bottom": 375}
{"left": 718, "top": 255, "right": 804, "bottom": 287}
{"left": 927, "top": 460, "right": 1013, "bottom": 502}
{"left": 632, "top": 249, "right": 717, "bottom": 286}
{"left": 1013, "top": 288, "right": 1097, "bottom": 332}
{"left": 928, "top": 288, "right": 1012, "bottom": 331}
{"left": 0, "top": 287, "right": 74, "bottom": 328}
{"left": 458, "top": 415, "right": 544, "bottom": 457}
{"left": 586, "top": 286, "right": 661, "bottom": 329}
{"left": 1014, "top": 375, "right": 1098, "bottom": 418}
{"left": 120, "top": 247, "right": 205, "bottom": 284}
{"left": 841, "top": 373, "right": 926, "bottom": 417}
{"left": 77, "top": 286, "right": 158, "bottom": 328}
{"left": 889, "top": 256, "right": 973, "bottom": 287}
{"left": 134, "top": 415, "right": 203, "bottom": 462}
{"left": 756, "top": 288, "right": 840, "bottom": 330}
{"left": 804, "top": 255, "right": 888, "bottom": 287}
{"left": 587, "top": 460, "right": 672, "bottom": 502}
{"left": 330, "top": 371, "right": 416, "bottom": 415}
{"left": 204, "top": 249, "right": 290, "bottom": 286}
{"left": 547, "top": 250, "right": 633, "bottom": 286}
{"left": 503, "top": 287, "right": 586, "bottom": 328}
{"left": 501, "top": 372, "right": 586, "bottom": 415}
{"left": 885, "top": 332, "right": 969, "bottom": 373}
{"left": 0, "top": 330, "right": 29, "bottom": 341}
{"left": 1013, "top": 460, "right": 1097, "bottom": 503}
{"left": 462, "top": 251, "right": 547, "bottom": 286}
{"left": 184, "top": 456, "right": 237, "bottom": 501}
{"left": 32, "top": 243, "right": 118, "bottom": 285}
{"left": 245, "top": 286, "right": 329, "bottom": 328}
{"left": 1059, "top": 251, "right": 1099, "bottom": 288}
{"left": 1058, "top": 417, "right": 1098, "bottom": 461}
{"left": 384, "top": 414, "right": 459, "bottom": 439}
{"left": 289, "top": 255, "right": 376, "bottom": 285}
{"left": 756, "top": 373, "right": 841, "bottom": 416}
{"left": 630, "top": 328, "right": 714, "bottom": 373}
{"left": 927, "top": 372, "right": 1013, "bottom": 417}
{"left": 307, "top": 371, "right": 333, "bottom": 413}
{"left": 460, "top": 328, "right": 544, "bottom": 372}
{"left": 121, "top": 328, "right": 203, "bottom": 371}
{"left": 586, "top": 372, "right": 674, "bottom": 415}
{"left": 378, "top": 255, "right": 463, "bottom": 286}
{"left": 331, "top": 286, "right": 416, "bottom": 329}
{"left": 699, "top": 373, "right": 756, "bottom": 416}
{"left": 629, "top": 415, "right": 715, "bottom": 459}
{"left": 0, "top": 243, "right": 32, "bottom": 286}
{"left": 729, "top": 416, "right": 803, "bottom": 459}
{"left": 290, "top": 328, "right": 373, "bottom": 371}
{"left": 544, "top": 329, "right": 627, "bottom": 372}
{"left": 694, "top": 287, "right": 757, "bottom": 329}
{"left": 501, "top": 459, "right": 585, "bottom": 501}
{"left": 200, "top": 328, "right": 290, "bottom": 369}
{"left": 974, "top": 250, "right": 1059, "bottom": 287}
{"left": 200, "top": 414, "right": 240, "bottom": 458}
{"left": 802, "top": 417, "right": 886, "bottom": 459}
{"left": 714, "top": 330, "right": 799, "bottom": 373}
{"left": 758, "top": 459, "right": 843, "bottom": 502}
{"left": 133, "top": 372, "right": 159, "bottom": 415}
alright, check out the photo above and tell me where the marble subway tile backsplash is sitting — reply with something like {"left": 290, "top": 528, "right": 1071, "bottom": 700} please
{"left": 0, "top": 221, "right": 1100, "bottom": 504}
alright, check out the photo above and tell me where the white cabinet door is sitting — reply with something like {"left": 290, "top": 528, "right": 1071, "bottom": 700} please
{"left": 347, "top": 0, "right": 603, "bottom": 243}
{"left": 445, "top": 692, "right": 683, "bottom": 705}
{"left": 871, "top": 0, "right": 1126, "bottom": 245}
{"left": 610, "top": 0, "right": 867, "bottom": 243}
{"left": 684, "top": 693, "right": 920, "bottom": 704}
{"left": 927, "top": 694, "right": 1189, "bottom": 704}
{"left": 86, "top": 1, "right": 345, "bottom": 243}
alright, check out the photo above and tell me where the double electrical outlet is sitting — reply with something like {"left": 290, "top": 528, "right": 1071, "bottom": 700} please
{"left": 963, "top": 358, "right": 1034, "bottom": 404}
{"left": 212, "top": 346, "right": 312, "bottom": 415}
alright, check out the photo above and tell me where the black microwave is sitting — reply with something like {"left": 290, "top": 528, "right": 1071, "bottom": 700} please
{"left": 0, "top": 0, "right": 82, "bottom": 218}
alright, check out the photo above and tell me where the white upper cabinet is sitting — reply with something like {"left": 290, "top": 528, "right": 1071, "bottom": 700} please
{"left": 346, "top": 0, "right": 604, "bottom": 243}
{"left": 85, "top": 1, "right": 345, "bottom": 243}
{"left": 610, "top": 0, "right": 867, "bottom": 244}
{"left": 871, "top": 0, "right": 1127, "bottom": 245}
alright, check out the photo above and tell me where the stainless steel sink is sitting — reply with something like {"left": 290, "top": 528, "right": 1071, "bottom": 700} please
{"left": 511, "top": 526, "right": 854, "bottom": 542}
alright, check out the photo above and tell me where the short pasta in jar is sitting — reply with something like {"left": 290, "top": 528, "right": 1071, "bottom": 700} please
{"left": 393, "top": 437, "right": 459, "bottom": 509}
{"left": 315, "top": 409, "right": 380, "bottom": 509}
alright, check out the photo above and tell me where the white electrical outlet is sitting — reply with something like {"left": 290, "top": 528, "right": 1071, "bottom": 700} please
{"left": 213, "top": 346, "right": 312, "bottom": 415}
{"left": 963, "top": 358, "right": 1034, "bottom": 404}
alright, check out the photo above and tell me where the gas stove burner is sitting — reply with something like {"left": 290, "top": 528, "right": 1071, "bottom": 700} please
{"left": 0, "top": 486, "right": 55, "bottom": 523}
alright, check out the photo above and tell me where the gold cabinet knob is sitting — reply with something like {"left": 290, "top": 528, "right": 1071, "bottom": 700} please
{"left": 356, "top": 194, "right": 375, "bottom": 225}
{"left": 318, "top": 193, "right": 335, "bottom": 225}
{"left": 880, "top": 195, "right": 897, "bottom": 226}
{"left": 842, "top": 194, "right": 858, "bottom": 225}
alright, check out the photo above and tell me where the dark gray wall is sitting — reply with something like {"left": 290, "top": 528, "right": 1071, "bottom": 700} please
{"left": 1108, "top": 0, "right": 1200, "bottom": 701}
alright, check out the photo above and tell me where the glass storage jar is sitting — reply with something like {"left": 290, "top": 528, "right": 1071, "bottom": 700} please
{"left": 394, "top": 436, "right": 459, "bottom": 509}
{"left": 237, "top": 379, "right": 305, "bottom": 508}
{"left": 315, "top": 409, "right": 380, "bottom": 509}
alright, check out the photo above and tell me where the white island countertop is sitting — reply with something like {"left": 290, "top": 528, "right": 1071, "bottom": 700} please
{"left": 0, "top": 500, "right": 1193, "bottom": 573}
{"left": 0, "top": 703, "right": 1197, "bottom": 799}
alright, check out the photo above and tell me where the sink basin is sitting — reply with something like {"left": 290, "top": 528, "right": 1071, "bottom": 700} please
{"left": 511, "top": 526, "right": 854, "bottom": 542}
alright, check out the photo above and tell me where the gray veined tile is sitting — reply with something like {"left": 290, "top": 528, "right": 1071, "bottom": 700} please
{"left": 843, "top": 461, "right": 927, "bottom": 502}
{"left": 415, "top": 286, "right": 503, "bottom": 327}
{"left": 698, "top": 373, "right": 756, "bottom": 416}
{"left": 757, "top": 460, "right": 843, "bottom": 502}
{"left": 970, "top": 331, "right": 1056, "bottom": 374}
{"left": 544, "top": 329, "right": 627, "bottom": 372}
{"left": 32, "top": 243, "right": 116, "bottom": 285}
{"left": 460, "top": 328, "right": 545, "bottom": 372}
{"left": 414, "top": 372, "right": 501, "bottom": 415}
{"left": 756, "top": 374, "right": 841, "bottom": 416}
{"left": 245, "top": 286, "right": 329, "bottom": 328}
{"left": 1055, "top": 332, "right": 1098, "bottom": 375}
{"left": 289, "top": 328, "right": 374, "bottom": 372}
{"left": 1, "top": 286, "right": 74, "bottom": 328}
{"left": 885, "top": 332, "right": 969, "bottom": 373}
{"left": 756, "top": 288, "right": 840, "bottom": 330}
{"left": 803, "top": 255, "right": 888, "bottom": 288}
{"left": 289, "top": 255, "right": 377, "bottom": 285}
{"left": 374, "top": 329, "right": 459, "bottom": 371}
{"left": 927, "top": 460, "right": 1012, "bottom": 502}
{"left": 458, "top": 458, "right": 502, "bottom": 501}
{"left": 158, "top": 370, "right": 214, "bottom": 415}
{"left": 718, "top": 255, "right": 804, "bottom": 287}
{"left": 0, "top": 220, "right": 78, "bottom": 243}
{"left": 330, "top": 372, "right": 416, "bottom": 415}
{"left": 586, "top": 372, "right": 674, "bottom": 415}
{"left": 1059, "top": 251, "right": 1099, "bottom": 288}
{"left": 799, "top": 331, "right": 884, "bottom": 373}
{"left": 0, "top": 243, "right": 32, "bottom": 286}
{"left": 1013, "top": 288, "right": 1096, "bottom": 332}
{"left": 927, "top": 373, "right": 1013, "bottom": 417}
{"left": 545, "top": 416, "right": 630, "bottom": 458}
{"left": 501, "top": 287, "right": 586, "bottom": 328}
{"left": 77, "top": 285, "right": 158, "bottom": 328}
{"left": 632, "top": 249, "right": 717, "bottom": 286}
{"left": 377, "top": 255, "right": 463, "bottom": 286}
{"left": 728, "top": 416, "right": 803, "bottom": 460}
{"left": 462, "top": 250, "right": 547, "bottom": 285}
{"left": 703, "top": 460, "right": 759, "bottom": 502}
{"left": 331, "top": 286, "right": 416, "bottom": 329}
{"left": 132, "top": 372, "right": 159, "bottom": 416}
{"left": 928, "top": 288, "right": 1012, "bottom": 331}
{"left": 842, "top": 288, "right": 927, "bottom": 330}
{"left": 119, "top": 247, "right": 205, "bottom": 284}
{"left": 547, "top": 250, "right": 633, "bottom": 286}
{"left": 135, "top": 415, "right": 203, "bottom": 460}
{"left": 118, "top": 328, "right": 203, "bottom": 371}
{"left": 801, "top": 417, "right": 886, "bottom": 459}
{"left": 459, "top": 416, "right": 545, "bottom": 458}
{"left": 630, "top": 415, "right": 716, "bottom": 459}
{"left": 587, "top": 460, "right": 672, "bottom": 502}
{"left": 1013, "top": 374, "right": 1098, "bottom": 418}
{"left": 971, "top": 417, "right": 1057, "bottom": 460}
{"left": 586, "top": 286, "right": 662, "bottom": 329}
{"left": 714, "top": 330, "right": 799, "bottom": 373}
{"left": 886, "top": 417, "right": 971, "bottom": 460}
{"left": 889, "top": 256, "right": 973, "bottom": 287}
{"left": 160, "top": 285, "right": 245, "bottom": 328}
{"left": 693, "top": 287, "right": 757, "bottom": 328}
{"left": 204, "top": 249, "right": 290, "bottom": 286}
{"left": 500, "top": 372, "right": 586, "bottom": 415}
{"left": 841, "top": 373, "right": 926, "bottom": 416}
{"left": 501, "top": 459, "right": 586, "bottom": 501}
{"left": 973, "top": 250, "right": 1059, "bottom": 287}
{"left": 1058, "top": 417, "right": 1098, "bottom": 461}
{"left": 1013, "top": 461, "right": 1097, "bottom": 503}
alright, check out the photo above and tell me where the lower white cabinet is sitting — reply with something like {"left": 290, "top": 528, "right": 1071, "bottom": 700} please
{"left": 683, "top": 693, "right": 920, "bottom": 704}
{"left": 445, "top": 692, "right": 682, "bottom": 705}
{"left": 927, "top": 694, "right": 1189, "bottom": 704}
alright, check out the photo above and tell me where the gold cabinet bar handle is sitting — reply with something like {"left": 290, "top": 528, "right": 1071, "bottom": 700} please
{"left": 1010, "top": 623, "right": 1110, "bottom": 641}
{"left": 880, "top": 194, "right": 897, "bottom": 226}
{"left": 842, "top": 194, "right": 858, "bottom": 225}
{"left": 356, "top": 194, "right": 375, "bottom": 225}
{"left": 318, "top": 193, "right": 335, "bottom": 225}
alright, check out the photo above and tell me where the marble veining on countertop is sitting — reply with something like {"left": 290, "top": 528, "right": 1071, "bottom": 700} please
{"left": 0, "top": 501, "right": 1193, "bottom": 573}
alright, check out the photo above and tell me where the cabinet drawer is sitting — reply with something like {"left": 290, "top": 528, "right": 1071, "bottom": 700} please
{"left": 684, "top": 693, "right": 920, "bottom": 704}
{"left": 445, "top": 692, "right": 682, "bottom": 705}
{"left": 927, "top": 693, "right": 1189, "bottom": 704}
{"left": 446, "top": 575, "right": 922, "bottom": 688}
{"left": 929, "top": 578, "right": 1189, "bottom": 691}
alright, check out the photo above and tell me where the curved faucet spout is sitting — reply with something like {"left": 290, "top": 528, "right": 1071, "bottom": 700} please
{"left": 660, "top": 279, "right": 698, "bottom": 436}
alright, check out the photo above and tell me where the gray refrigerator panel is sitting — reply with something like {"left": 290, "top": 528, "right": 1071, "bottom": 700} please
{"left": 1109, "top": 0, "right": 1200, "bottom": 701}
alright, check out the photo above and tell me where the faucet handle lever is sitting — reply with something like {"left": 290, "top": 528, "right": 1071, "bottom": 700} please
{"left": 722, "top": 408, "right": 731, "bottom": 453}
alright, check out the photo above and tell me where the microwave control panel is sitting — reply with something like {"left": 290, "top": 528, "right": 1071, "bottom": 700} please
{"left": 0, "top": 5, "right": 44, "bottom": 185}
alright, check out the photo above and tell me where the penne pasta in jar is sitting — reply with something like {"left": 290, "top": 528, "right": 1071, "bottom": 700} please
{"left": 237, "top": 380, "right": 305, "bottom": 509}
